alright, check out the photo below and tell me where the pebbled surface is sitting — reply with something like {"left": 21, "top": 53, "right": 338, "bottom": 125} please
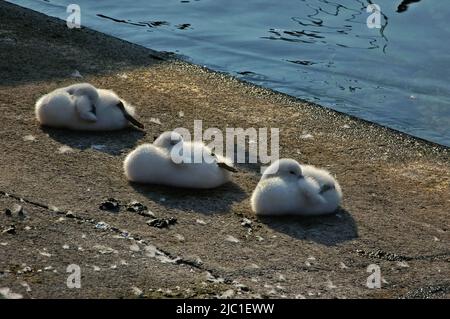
{"left": 0, "top": 1, "right": 449, "bottom": 299}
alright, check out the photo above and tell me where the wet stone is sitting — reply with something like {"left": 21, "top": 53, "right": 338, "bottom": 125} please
{"left": 17, "top": 207, "right": 28, "bottom": 219}
{"left": 8, "top": 205, "right": 28, "bottom": 219}
{"left": 99, "top": 198, "right": 121, "bottom": 213}
{"left": 2, "top": 225, "right": 16, "bottom": 234}
{"left": 22, "top": 266, "right": 32, "bottom": 273}
{"left": 147, "top": 217, "right": 177, "bottom": 229}
{"left": 127, "top": 201, "right": 155, "bottom": 218}
{"left": 234, "top": 283, "right": 249, "bottom": 292}
{"left": 241, "top": 218, "right": 252, "bottom": 228}
{"left": 225, "top": 235, "right": 240, "bottom": 243}
{"left": 65, "top": 211, "right": 75, "bottom": 218}
{"left": 138, "top": 211, "right": 155, "bottom": 218}
{"left": 120, "top": 231, "right": 130, "bottom": 238}
{"left": 126, "top": 201, "right": 147, "bottom": 213}
{"left": 95, "top": 221, "right": 110, "bottom": 230}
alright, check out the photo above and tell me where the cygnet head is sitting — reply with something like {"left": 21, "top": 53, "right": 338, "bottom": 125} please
{"left": 66, "top": 83, "right": 99, "bottom": 100}
{"left": 153, "top": 131, "right": 184, "bottom": 150}
{"left": 262, "top": 158, "right": 303, "bottom": 180}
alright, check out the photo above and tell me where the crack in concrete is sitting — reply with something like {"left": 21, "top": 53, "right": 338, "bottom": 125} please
{"left": 0, "top": 191, "right": 50, "bottom": 210}
{"left": 355, "top": 248, "right": 450, "bottom": 262}
{"left": 401, "top": 283, "right": 450, "bottom": 299}
{"left": 0, "top": 190, "right": 251, "bottom": 295}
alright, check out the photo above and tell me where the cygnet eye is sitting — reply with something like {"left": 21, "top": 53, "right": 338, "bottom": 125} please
{"left": 170, "top": 139, "right": 179, "bottom": 146}
{"left": 289, "top": 170, "right": 296, "bottom": 175}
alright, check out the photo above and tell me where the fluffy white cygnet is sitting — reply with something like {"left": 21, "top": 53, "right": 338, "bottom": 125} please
{"left": 251, "top": 158, "right": 342, "bottom": 216}
{"left": 124, "top": 131, "right": 237, "bottom": 188}
{"left": 35, "top": 83, "right": 144, "bottom": 131}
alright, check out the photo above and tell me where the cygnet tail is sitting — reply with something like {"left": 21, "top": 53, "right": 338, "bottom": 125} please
{"left": 116, "top": 101, "right": 144, "bottom": 129}
{"left": 217, "top": 162, "right": 238, "bottom": 173}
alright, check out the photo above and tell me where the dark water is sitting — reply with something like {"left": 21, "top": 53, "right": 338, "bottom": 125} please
{"left": 9, "top": 0, "right": 450, "bottom": 146}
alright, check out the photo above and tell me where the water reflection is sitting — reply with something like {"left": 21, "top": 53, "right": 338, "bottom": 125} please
{"left": 366, "top": 0, "right": 389, "bottom": 52}
{"left": 96, "top": 14, "right": 190, "bottom": 31}
{"left": 397, "top": 0, "right": 422, "bottom": 13}
{"left": 262, "top": 0, "right": 389, "bottom": 52}
{"left": 11, "top": 0, "right": 449, "bottom": 146}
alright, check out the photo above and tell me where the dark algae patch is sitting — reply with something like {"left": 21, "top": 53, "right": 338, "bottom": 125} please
{"left": 147, "top": 217, "right": 178, "bottom": 229}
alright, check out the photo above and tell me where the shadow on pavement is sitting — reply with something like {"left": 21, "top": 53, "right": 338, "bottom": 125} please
{"left": 258, "top": 208, "right": 358, "bottom": 246}
{"left": 129, "top": 180, "right": 248, "bottom": 215}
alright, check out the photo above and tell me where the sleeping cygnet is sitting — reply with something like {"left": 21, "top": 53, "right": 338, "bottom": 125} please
{"left": 123, "top": 131, "right": 237, "bottom": 188}
{"left": 35, "top": 83, "right": 144, "bottom": 131}
{"left": 251, "top": 158, "right": 342, "bottom": 216}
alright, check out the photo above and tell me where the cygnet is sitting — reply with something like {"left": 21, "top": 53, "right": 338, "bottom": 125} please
{"left": 124, "top": 131, "right": 237, "bottom": 188}
{"left": 251, "top": 158, "right": 342, "bottom": 216}
{"left": 35, "top": 83, "right": 144, "bottom": 131}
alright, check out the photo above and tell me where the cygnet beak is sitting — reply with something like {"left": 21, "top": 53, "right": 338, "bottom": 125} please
{"left": 116, "top": 101, "right": 145, "bottom": 129}
{"left": 217, "top": 162, "right": 238, "bottom": 173}
{"left": 298, "top": 174, "right": 305, "bottom": 180}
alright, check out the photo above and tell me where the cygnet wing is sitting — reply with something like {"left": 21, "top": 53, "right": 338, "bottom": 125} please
{"left": 75, "top": 95, "right": 97, "bottom": 122}
{"left": 66, "top": 83, "right": 99, "bottom": 101}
